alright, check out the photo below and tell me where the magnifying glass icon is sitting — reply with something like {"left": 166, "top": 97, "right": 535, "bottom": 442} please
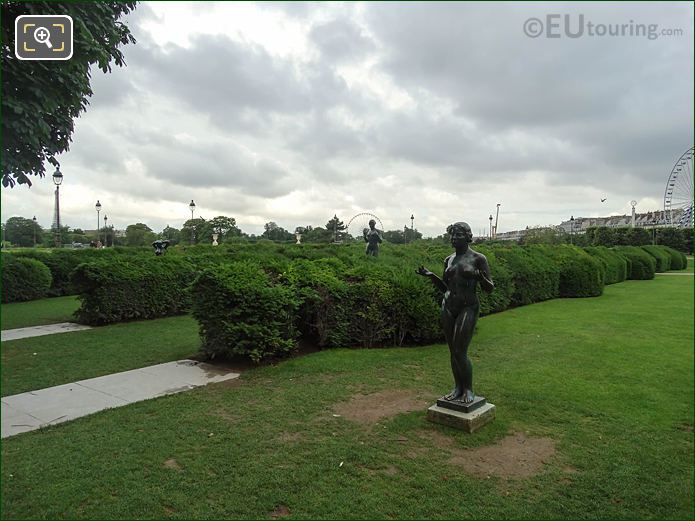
{"left": 33, "top": 26, "right": 53, "bottom": 49}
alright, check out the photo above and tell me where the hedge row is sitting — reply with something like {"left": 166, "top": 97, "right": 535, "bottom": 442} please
{"left": 72, "top": 256, "right": 196, "bottom": 325}
{"left": 612, "top": 246, "right": 656, "bottom": 280}
{"left": 582, "top": 246, "right": 628, "bottom": 285}
{"left": 9, "top": 247, "right": 149, "bottom": 296}
{"left": 640, "top": 245, "right": 671, "bottom": 272}
{"left": 658, "top": 245, "right": 687, "bottom": 270}
{"left": 13, "top": 241, "right": 681, "bottom": 362}
{"left": 1, "top": 254, "right": 52, "bottom": 303}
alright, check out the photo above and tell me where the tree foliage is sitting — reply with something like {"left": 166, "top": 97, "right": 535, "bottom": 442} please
{"left": 4, "top": 216, "right": 42, "bottom": 246}
{"left": 208, "top": 216, "right": 242, "bottom": 241}
{"left": 2, "top": 1, "right": 138, "bottom": 187}
{"left": 125, "top": 223, "right": 155, "bottom": 247}
{"left": 262, "top": 221, "right": 293, "bottom": 242}
{"left": 160, "top": 225, "right": 181, "bottom": 246}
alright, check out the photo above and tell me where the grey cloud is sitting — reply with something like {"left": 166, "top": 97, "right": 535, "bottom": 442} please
{"left": 127, "top": 34, "right": 350, "bottom": 128}
{"left": 362, "top": 2, "right": 692, "bottom": 188}
{"left": 309, "top": 18, "right": 375, "bottom": 63}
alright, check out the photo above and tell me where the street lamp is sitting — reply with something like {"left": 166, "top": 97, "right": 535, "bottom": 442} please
{"left": 103, "top": 214, "right": 108, "bottom": 247}
{"left": 52, "top": 166, "right": 63, "bottom": 248}
{"left": 333, "top": 214, "right": 338, "bottom": 243}
{"left": 570, "top": 216, "right": 575, "bottom": 244}
{"left": 489, "top": 214, "right": 493, "bottom": 238}
{"left": 32, "top": 216, "right": 37, "bottom": 247}
{"left": 410, "top": 214, "right": 414, "bottom": 243}
{"left": 189, "top": 200, "right": 196, "bottom": 244}
{"left": 95, "top": 200, "right": 102, "bottom": 244}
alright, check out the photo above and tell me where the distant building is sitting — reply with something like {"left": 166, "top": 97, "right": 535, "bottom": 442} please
{"left": 496, "top": 209, "right": 685, "bottom": 241}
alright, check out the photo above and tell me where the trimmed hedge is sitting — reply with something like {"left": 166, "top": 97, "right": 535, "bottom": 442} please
{"left": 659, "top": 245, "right": 687, "bottom": 270}
{"left": 640, "top": 245, "right": 671, "bottom": 272}
{"left": 10, "top": 247, "right": 150, "bottom": 296}
{"left": 1, "top": 255, "right": 52, "bottom": 303}
{"left": 60, "top": 240, "right": 670, "bottom": 362}
{"left": 72, "top": 256, "right": 195, "bottom": 325}
{"left": 612, "top": 246, "right": 656, "bottom": 280}
{"left": 491, "top": 244, "right": 560, "bottom": 306}
{"left": 583, "top": 246, "right": 628, "bottom": 285}
{"left": 192, "top": 262, "right": 298, "bottom": 362}
{"left": 527, "top": 245, "right": 604, "bottom": 297}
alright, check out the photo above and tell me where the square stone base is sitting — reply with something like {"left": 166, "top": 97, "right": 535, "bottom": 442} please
{"left": 426, "top": 402, "right": 496, "bottom": 433}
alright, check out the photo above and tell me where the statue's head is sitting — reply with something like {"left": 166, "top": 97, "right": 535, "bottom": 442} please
{"left": 369, "top": 219, "right": 376, "bottom": 229}
{"left": 152, "top": 239, "right": 170, "bottom": 256}
{"left": 446, "top": 222, "right": 473, "bottom": 246}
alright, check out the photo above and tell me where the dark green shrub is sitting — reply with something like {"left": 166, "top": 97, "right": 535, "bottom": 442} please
{"left": 473, "top": 246, "right": 514, "bottom": 314}
{"left": 192, "top": 262, "right": 298, "bottom": 362}
{"left": 583, "top": 246, "right": 628, "bottom": 284}
{"left": 528, "top": 245, "right": 604, "bottom": 297}
{"left": 1, "top": 255, "right": 52, "bottom": 303}
{"left": 283, "top": 258, "right": 350, "bottom": 348}
{"left": 612, "top": 246, "right": 656, "bottom": 280}
{"left": 490, "top": 244, "right": 560, "bottom": 306}
{"left": 343, "top": 266, "right": 397, "bottom": 348}
{"left": 658, "top": 245, "right": 687, "bottom": 270}
{"left": 72, "top": 256, "right": 195, "bottom": 325}
{"left": 10, "top": 247, "right": 148, "bottom": 296}
{"left": 640, "top": 245, "right": 671, "bottom": 272}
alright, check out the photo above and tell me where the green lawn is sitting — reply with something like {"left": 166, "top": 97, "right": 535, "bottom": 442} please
{"left": 1, "top": 276, "right": 692, "bottom": 519}
{"left": 1, "top": 315, "right": 200, "bottom": 396}
{"left": 0, "top": 295, "right": 80, "bottom": 330}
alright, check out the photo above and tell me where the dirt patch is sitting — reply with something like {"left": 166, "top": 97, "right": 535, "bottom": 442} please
{"left": 448, "top": 432, "right": 555, "bottom": 478}
{"left": 333, "top": 389, "right": 429, "bottom": 426}
{"left": 269, "top": 504, "right": 291, "bottom": 518}
{"left": 276, "top": 431, "right": 305, "bottom": 443}
{"left": 209, "top": 409, "right": 240, "bottom": 423}
{"left": 678, "top": 423, "right": 693, "bottom": 432}
{"left": 382, "top": 464, "right": 399, "bottom": 476}
{"left": 163, "top": 458, "right": 182, "bottom": 471}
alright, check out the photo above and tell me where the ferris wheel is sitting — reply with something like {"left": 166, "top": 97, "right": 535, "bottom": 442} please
{"left": 346, "top": 212, "right": 384, "bottom": 241}
{"left": 663, "top": 146, "right": 694, "bottom": 227}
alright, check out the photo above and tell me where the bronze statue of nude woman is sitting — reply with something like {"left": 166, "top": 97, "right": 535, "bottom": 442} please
{"left": 417, "top": 222, "right": 494, "bottom": 404}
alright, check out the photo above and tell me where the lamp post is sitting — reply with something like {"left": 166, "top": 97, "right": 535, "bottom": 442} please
{"left": 489, "top": 214, "right": 493, "bottom": 238}
{"left": 32, "top": 216, "right": 37, "bottom": 247}
{"left": 570, "top": 215, "right": 575, "bottom": 244}
{"left": 410, "top": 213, "right": 414, "bottom": 244}
{"left": 95, "top": 200, "right": 101, "bottom": 244}
{"left": 333, "top": 214, "right": 338, "bottom": 243}
{"left": 103, "top": 215, "right": 108, "bottom": 247}
{"left": 494, "top": 203, "right": 500, "bottom": 238}
{"left": 189, "top": 200, "right": 196, "bottom": 245}
{"left": 52, "top": 166, "right": 63, "bottom": 248}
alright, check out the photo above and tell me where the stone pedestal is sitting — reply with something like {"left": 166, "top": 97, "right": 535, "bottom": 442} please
{"left": 427, "top": 396, "right": 495, "bottom": 433}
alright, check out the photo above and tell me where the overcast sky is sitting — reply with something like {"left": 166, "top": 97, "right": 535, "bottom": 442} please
{"left": 2, "top": 1, "right": 693, "bottom": 237}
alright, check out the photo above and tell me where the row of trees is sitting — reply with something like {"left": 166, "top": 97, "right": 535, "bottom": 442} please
{"left": 1, "top": 214, "right": 428, "bottom": 248}
{"left": 6, "top": 214, "right": 688, "bottom": 251}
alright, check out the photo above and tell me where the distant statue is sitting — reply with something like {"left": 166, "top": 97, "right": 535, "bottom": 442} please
{"left": 417, "top": 222, "right": 494, "bottom": 404}
{"left": 363, "top": 219, "right": 383, "bottom": 256}
{"left": 295, "top": 232, "right": 302, "bottom": 244}
{"left": 212, "top": 233, "right": 219, "bottom": 246}
{"left": 152, "top": 239, "right": 170, "bottom": 256}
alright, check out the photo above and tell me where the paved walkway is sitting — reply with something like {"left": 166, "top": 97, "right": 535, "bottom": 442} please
{"left": 1, "top": 322, "right": 92, "bottom": 342}
{"left": 655, "top": 272, "right": 694, "bottom": 276}
{"left": 1, "top": 360, "right": 239, "bottom": 438}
